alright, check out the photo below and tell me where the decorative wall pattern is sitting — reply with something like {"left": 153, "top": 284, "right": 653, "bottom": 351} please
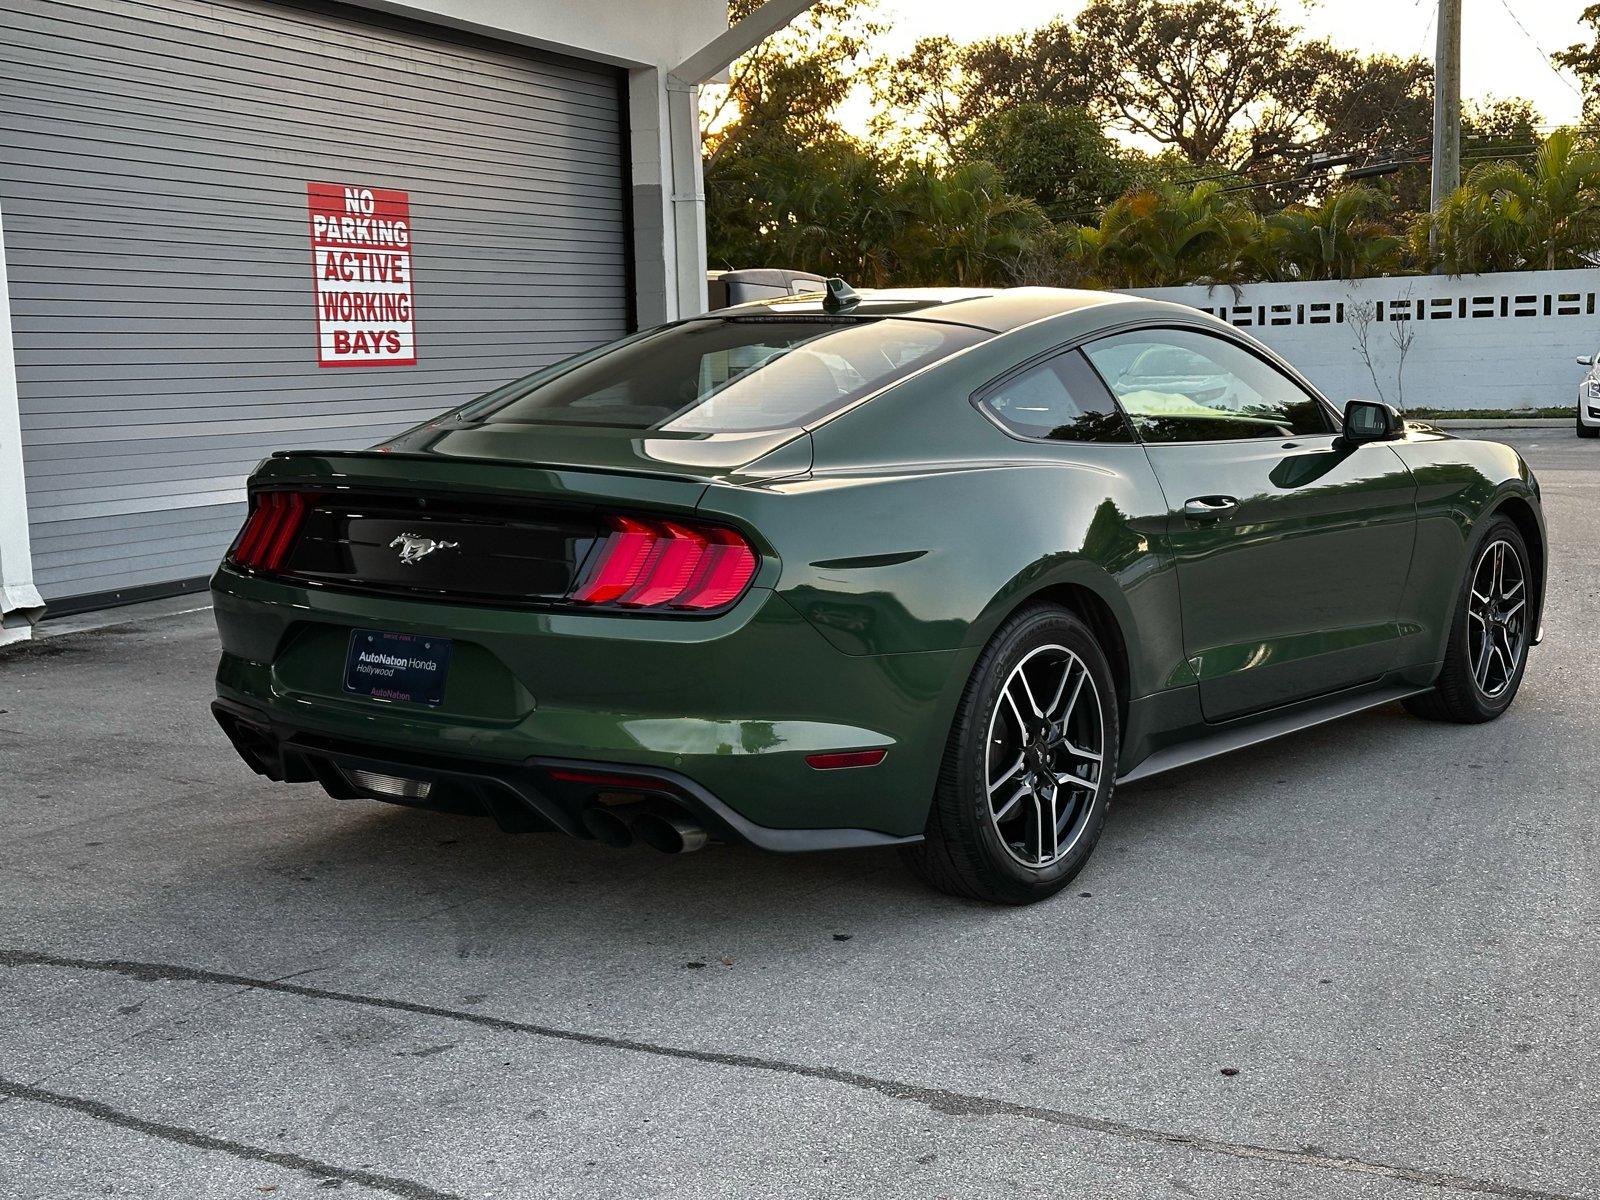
{"left": 1128, "top": 268, "right": 1600, "bottom": 411}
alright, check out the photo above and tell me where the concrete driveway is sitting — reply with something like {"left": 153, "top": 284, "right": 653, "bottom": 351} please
{"left": 1, "top": 432, "right": 1596, "bottom": 1200}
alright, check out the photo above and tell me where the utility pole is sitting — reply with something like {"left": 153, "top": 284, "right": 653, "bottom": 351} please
{"left": 1430, "top": 0, "right": 1463, "bottom": 248}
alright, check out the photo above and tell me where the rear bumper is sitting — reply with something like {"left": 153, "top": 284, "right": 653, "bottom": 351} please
{"left": 210, "top": 565, "right": 973, "bottom": 843}
{"left": 212, "top": 699, "right": 919, "bottom": 852}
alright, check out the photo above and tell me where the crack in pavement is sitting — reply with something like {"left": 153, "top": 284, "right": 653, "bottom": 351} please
{"left": 0, "top": 1077, "right": 461, "bottom": 1200}
{"left": 0, "top": 949, "right": 1580, "bottom": 1200}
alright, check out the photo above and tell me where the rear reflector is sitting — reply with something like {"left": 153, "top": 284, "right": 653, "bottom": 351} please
{"left": 227, "top": 492, "right": 309, "bottom": 574}
{"left": 806, "top": 749, "right": 888, "bottom": 770}
{"left": 571, "top": 516, "right": 758, "bottom": 611}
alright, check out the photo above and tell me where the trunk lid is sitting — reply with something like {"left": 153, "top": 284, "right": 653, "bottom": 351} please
{"left": 244, "top": 422, "right": 804, "bottom": 607}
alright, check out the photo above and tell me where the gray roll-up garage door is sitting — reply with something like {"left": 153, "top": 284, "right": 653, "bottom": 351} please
{"left": 0, "top": 0, "right": 631, "bottom": 611}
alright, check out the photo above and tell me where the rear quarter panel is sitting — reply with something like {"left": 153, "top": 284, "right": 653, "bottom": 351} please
{"left": 695, "top": 349, "right": 1185, "bottom": 703}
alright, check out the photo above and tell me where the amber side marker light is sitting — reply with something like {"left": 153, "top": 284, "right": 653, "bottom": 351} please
{"left": 805, "top": 749, "right": 888, "bottom": 770}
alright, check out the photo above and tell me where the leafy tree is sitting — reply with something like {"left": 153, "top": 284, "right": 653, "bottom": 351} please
{"left": 1313, "top": 53, "right": 1433, "bottom": 160}
{"left": 704, "top": 0, "right": 899, "bottom": 280}
{"left": 952, "top": 21, "right": 1096, "bottom": 125}
{"left": 1310, "top": 52, "right": 1434, "bottom": 208}
{"left": 1463, "top": 97, "right": 1544, "bottom": 163}
{"left": 878, "top": 22, "right": 1095, "bottom": 154}
{"left": 873, "top": 36, "right": 968, "bottom": 155}
{"left": 957, "top": 104, "right": 1141, "bottom": 223}
{"left": 1554, "top": 6, "right": 1600, "bottom": 125}
{"left": 1073, "top": 0, "right": 1339, "bottom": 173}
{"left": 702, "top": 0, "right": 885, "bottom": 169}
{"left": 701, "top": 0, "right": 1592, "bottom": 287}
{"left": 706, "top": 139, "right": 898, "bottom": 281}
{"left": 707, "top": 144, "right": 1054, "bottom": 287}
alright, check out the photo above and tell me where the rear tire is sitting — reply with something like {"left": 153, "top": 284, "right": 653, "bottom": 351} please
{"left": 1403, "top": 514, "right": 1532, "bottom": 724}
{"left": 902, "top": 605, "right": 1119, "bottom": 905}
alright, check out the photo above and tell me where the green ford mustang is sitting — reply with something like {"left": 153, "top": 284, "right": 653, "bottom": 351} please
{"left": 212, "top": 285, "right": 1545, "bottom": 904}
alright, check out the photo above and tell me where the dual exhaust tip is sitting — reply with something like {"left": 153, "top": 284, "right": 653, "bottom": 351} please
{"left": 581, "top": 804, "right": 708, "bottom": 854}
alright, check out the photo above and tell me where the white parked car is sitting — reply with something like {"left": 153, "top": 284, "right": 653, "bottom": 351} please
{"left": 1577, "top": 352, "right": 1600, "bottom": 438}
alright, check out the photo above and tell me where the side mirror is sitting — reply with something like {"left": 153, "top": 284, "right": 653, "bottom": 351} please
{"left": 1342, "top": 399, "right": 1402, "bottom": 445}
{"left": 1579, "top": 355, "right": 1594, "bottom": 367}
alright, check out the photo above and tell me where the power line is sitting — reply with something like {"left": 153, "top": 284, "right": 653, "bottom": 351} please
{"left": 1347, "top": 1, "right": 1436, "bottom": 180}
{"left": 1490, "top": 0, "right": 1585, "bottom": 101}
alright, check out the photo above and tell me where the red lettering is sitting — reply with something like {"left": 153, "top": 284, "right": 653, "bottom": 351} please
{"left": 310, "top": 183, "right": 416, "bottom": 366}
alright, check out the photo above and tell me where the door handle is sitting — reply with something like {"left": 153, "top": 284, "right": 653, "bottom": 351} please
{"left": 1182, "top": 496, "right": 1240, "bottom": 520}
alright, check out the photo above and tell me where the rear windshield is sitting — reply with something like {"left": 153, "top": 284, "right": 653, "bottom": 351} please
{"left": 475, "top": 317, "right": 986, "bottom": 432}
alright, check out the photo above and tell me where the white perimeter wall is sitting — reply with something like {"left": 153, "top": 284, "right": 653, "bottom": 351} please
{"left": 1127, "top": 268, "right": 1600, "bottom": 411}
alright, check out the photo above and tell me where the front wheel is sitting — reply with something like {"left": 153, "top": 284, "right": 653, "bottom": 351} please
{"left": 902, "top": 605, "right": 1119, "bottom": 905}
{"left": 1404, "top": 515, "right": 1533, "bottom": 723}
{"left": 1577, "top": 412, "right": 1598, "bottom": 438}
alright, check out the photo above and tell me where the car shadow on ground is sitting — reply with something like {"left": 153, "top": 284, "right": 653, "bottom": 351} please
{"left": 183, "top": 702, "right": 1432, "bottom": 963}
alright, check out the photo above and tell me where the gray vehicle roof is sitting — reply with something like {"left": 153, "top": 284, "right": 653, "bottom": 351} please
{"left": 717, "top": 286, "right": 1146, "bottom": 333}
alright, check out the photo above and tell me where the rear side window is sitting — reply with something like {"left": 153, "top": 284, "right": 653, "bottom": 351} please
{"left": 977, "top": 350, "right": 1132, "bottom": 443}
{"left": 478, "top": 317, "right": 986, "bottom": 432}
{"left": 1082, "top": 328, "right": 1332, "bottom": 442}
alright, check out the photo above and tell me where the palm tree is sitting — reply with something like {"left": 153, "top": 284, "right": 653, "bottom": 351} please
{"left": 1417, "top": 128, "right": 1600, "bottom": 274}
{"left": 1075, "top": 181, "right": 1262, "bottom": 288}
{"left": 887, "top": 161, "right": 1053, "bottom": 286}
{"left": 1251, "top": 187, "right": 1406, "bottom": 281}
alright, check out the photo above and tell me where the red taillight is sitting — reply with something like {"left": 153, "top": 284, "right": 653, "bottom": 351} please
{"left": 806, "top": 749, "right": 888, "bottom": 770}
{"left": 618, "top": 521, "right": 708, "bottom": 608}
{"left": 571, "top": 516, "right": 759, "bottom": 611}
{"left": 674, "top": 528, "right": 759, "bottom": 610}
{"left": 568, "top": 516, "right": 657, "bottom": 604}
{"left": 227, "top": 492, "right": 309, "bottom": 574}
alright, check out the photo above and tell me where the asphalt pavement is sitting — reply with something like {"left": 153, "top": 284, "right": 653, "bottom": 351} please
{"left": 1, "top": 430, "right": 1596, "bottom": 1199}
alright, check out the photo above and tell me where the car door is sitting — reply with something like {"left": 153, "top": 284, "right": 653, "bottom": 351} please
{"left": 1082, "top": 326, "right": 1418, "bottom": 722}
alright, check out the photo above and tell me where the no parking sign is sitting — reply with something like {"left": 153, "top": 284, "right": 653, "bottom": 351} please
{"left": 306, "top": 182, "right": 417, "bottom": 367}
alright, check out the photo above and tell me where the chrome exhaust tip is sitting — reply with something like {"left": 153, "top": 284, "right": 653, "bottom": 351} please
{"left": 342, "top": 768, "right": 432, "bottom": 801}
{"left": 632, "top": 812, "right": 708, "bottom": 854}
{"left": 581, "top": 805, "right": 635, "bottom": 849}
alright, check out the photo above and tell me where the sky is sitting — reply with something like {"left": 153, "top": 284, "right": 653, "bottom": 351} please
{"left": 850, "top": 0, "right": 1590, "bottom": 130}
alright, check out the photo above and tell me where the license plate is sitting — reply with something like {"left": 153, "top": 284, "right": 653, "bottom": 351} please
{"left": 343, "top": 629, "right": 452, "bottom": 707}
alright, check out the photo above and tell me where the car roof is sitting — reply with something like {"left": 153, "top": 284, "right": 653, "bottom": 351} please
{"left": 714, "top": 286, "right": 1138, "bottom": 333}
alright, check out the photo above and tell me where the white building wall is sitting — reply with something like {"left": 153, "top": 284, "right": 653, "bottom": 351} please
{"left": 1128, "top": 268, "right": 1600, "bottom": 411}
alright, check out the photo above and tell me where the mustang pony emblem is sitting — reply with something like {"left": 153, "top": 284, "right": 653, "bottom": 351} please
{"left": 389, "top": 532, "right": 459, "bottom": 565}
